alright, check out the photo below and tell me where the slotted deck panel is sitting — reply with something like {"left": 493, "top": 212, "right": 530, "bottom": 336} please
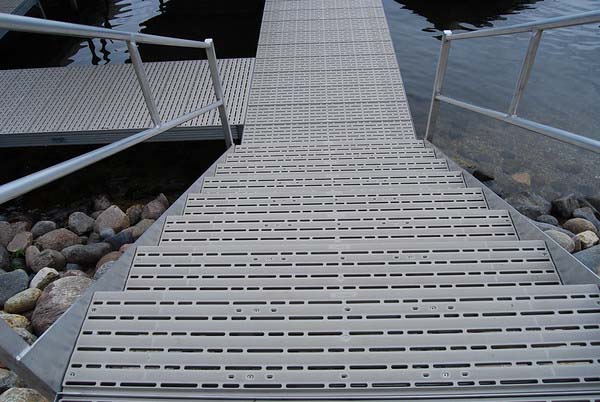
{"left": 60, "top": 0, "right": 600, "bottom": 400}
{"left": 0, "top": 58, "right": 254, "bottom": 147}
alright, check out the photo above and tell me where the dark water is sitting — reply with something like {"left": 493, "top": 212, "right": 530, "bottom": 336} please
{"left": 0, "top": 0, "right": 598, "bottom": 219}
{"left": 383, "top": 0, "right": 599, "bottom": 199}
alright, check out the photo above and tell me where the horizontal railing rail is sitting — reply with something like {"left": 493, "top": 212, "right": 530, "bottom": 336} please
{"left": 0, "top": 13, "right": 234, "bottom": 205}
{"left": 425, "top": 10, "right": 600, "bottom": 154}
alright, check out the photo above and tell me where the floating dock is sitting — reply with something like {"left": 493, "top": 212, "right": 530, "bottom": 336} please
{"left": 0, "top": 58, "right": 254, "bottom": 147}
{"left": 16, "top": 0, "right": 600, "bottom": 400}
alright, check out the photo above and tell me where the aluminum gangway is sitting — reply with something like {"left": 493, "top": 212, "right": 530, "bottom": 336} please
{"left": 0, "top": 1, "right": 599, "bottom": 401}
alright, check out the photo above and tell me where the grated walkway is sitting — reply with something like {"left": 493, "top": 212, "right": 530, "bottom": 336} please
{"left": 58, "top": 0, "right": 600, "bottom": 400}
{"left": 0, "top": 58, "right": 254, "bottom": 147}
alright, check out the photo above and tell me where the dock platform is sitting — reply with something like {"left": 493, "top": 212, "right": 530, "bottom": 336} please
{"left": 19, "top": 0, "right": 600, "bottom": 400}
{"left": 0, "top": 58, "right": 253, "bottom": 147}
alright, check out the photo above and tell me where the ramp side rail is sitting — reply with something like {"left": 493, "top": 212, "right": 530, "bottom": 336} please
{"left": 0, "top": 13, "right": 234, "bottom": 205}
{"left": 425, "top": 10, "right": 600, "bottom": 154}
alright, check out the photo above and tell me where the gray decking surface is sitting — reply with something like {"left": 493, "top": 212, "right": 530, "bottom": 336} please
{"left": 0, "top": 58, "right": 254, "bottom": 146}
{"left": 55, "top": 0, "right": 600, "bottom": 400}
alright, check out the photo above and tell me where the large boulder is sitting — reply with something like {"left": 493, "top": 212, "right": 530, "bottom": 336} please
{"left": 142, "top": 194, "right": 169, "bottom": 220}
{"left": 0, "top": 369, "right": 24, "bottom": 392}
{"left": 30, "top": 221, "right": 57, "bottom": 239}
{"left": 0, "top": 387, "right": 47, "bottom": 402}
{"left": 68, "top": 212, "right": 95, "bottom": 235}
{"left": 29, "top": 249, "right": 66, "bottom": 273}
{"left": 0, "top": 245, "right": 9, "bottom": 271}
{"left": 531, "top": 221, "right": 575, "bottom": 238}
{"left": 574, "top": 245, "right": 600, "bottom": 274}
{"left": 24, "top": 246, "right": 40, "bottom": 270}
{"left": 61, "top": 243, "right": 111, "bottom": 266}
{"left": 126, "top": 204, "right": 144, "bottom": 226}
{"left": 0, "top": 311, "right": 30, "bottom": 330}
{"left": 573, "top": 207, "right": 600, "bottom": 232}
{"left": 535, "top": 214, "right": 559, "bottom": 226}
{"left": 504, "top": 192, "right": 551, "bottom": 218}
{"left": 0, "top": 270, "right": 29, "bottom": 306}
{"left": 93, "top": 194, "right": 111, "bottom": 211}
{"left": 31, "top": 276, "right": 92, "bottom": 334}
{"left": 93, "top": 261, "right": 115, "bottom": 280}
{"left": 7, "top": 232, "right": 32, "bottom": 253}
{"left": 29, "top": 267, "right": 60, "bottom": 290}
{"left": 3, "top": 288, "right": 42, "bottom": 314}
{"left": 544, "top": 230, "right": 575, "bottom": 253}
{"left": 574, "top": 231, "right": 599, "bottom": 250}
{"left": 0, "top": 221, "right": 14, "bottom": 247}
{"left": 126, "top": 218, "right": 155, "bottom": 240}
{"left": 94, "top": 206, "right": 129, "bottom": 234}
{"left": 105, "top": 230, "right": 133, "bottom": 250}
{"left": 95, "top": 251, "right": 122, "bottom": 270}
{"left": 563, "top": 218, "right": 596, "bottom": 235}
{"left": 551, "top": 194, "right": 579, "bottom": 219}
{"left": 35, "top": 229, "right": 80, "bottom": 251}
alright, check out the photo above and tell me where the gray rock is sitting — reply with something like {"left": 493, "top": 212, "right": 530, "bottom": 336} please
{"left": 574, "top": 245, "right": 600, "bottom": 274}
{"left": 10, "top": 221, "right": 31, "bottom": 234}
{"left": 90, "top": 210, "right": 102, "bottom": 219}
{"left": 573, "top": 207, "right": 600, "bottom": 232}
{"left": 95, "top": 251, "right": 122, "bottom": 270}
{"left": 0, "top": 387, "right": 47, "bottom": 402}
{"left": 3, "top": 288, "right": 42, "bottom": 314}
{"left": 563, "top": 218, "right": 596, "bottom": 235}
{"left": 65, "top": 263, "right": 83, "bottom": 271}
{"left": 127, "top": 218, "right": 155, "bottom": 240}
{"left": 0, "top": 311, "right": 30, "bottom": 330}
{"left": 505, "top": 191, "right": 551, "bottom": 218}
{"left": 29, "top": 267, "right": 60, "bottom": 290}
{"left": 142, "top": 194, "right": 169, "bottom": 220}
{"left": 99, "top": 228, "right": 115, "bottom": 240}
{"left": 0, "top": 245, "right": 9, "bottom": 270}
{"left": 29, "top": 249, "right": 66, "bottom": 273}
{"left": 30, "top": 221, "right": 56, "bottom": 239}
{"left": 551, "top": 194, "right": 579, "bottom": 219}
{"left": 35, "top": 228, "right": 80, "bottom": 251}
{"left": 61, "top": 243, "right": 111, "bottom": 266}
{"left": 0, "top": 270, "right": 29, "bottom": 306}
{"left": 61, "top": 270, "right": 89, "bottom": 278}
{"left": 0, "top": 369, "right": 23, "bottom": 392}
{"left": 0, "top": 221, "right": 14, "bottom": 247}
{"left": 7, "top": 231, "right": 32, "bottom": 253}
{"left": 532, "top": 221, "right": 576, "bottom": 237}
{"left": 87, "top": 232, "right": 102, "bottom": 244}
{"left": 574, "top": 231, "right": 599, "bottom": 250}
{"left": 545, "top": 230, "right": 575, "bottom": 253}
{"left": 94, "top": 205, "right": 130, "bottom": 234}
{"left": 68, "top": 212, "right": 95, "bottom": 235}
{"left": 535, "top": 214, "right": 559, "bottom": 226}
{"left": 24, "top": 246, "right": 40, "bottom": 270}
{"left": 93, "top": 194, "right": 111, "bottom": 211}
{"left": 585, "top": 196, "right": 600, "bottom": 212}
{"left": 13, "top": 327, "right": 37, "bottom": 345}
{"left": 93, "top": 261, "right": 115, "bottom": 280}
{"left": 31, "top": 276, "right": 92, "bottom": 334}
{"left": 126, "top": 204, "right": 144, "bottom": 226}
{"left": 105, "top": 230, "right": 133, "bottom": 251}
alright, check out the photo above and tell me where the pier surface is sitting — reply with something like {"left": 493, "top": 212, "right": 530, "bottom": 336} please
{"left": 0, "top": 58, "right": 253, "bottom": 147}
{"left": 49, "top": 0, "right": 600, "bottom": 400}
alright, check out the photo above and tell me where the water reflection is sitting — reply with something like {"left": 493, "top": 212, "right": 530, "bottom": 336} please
{"left": 394, "top": 0, "right": 543, "bottom": 33}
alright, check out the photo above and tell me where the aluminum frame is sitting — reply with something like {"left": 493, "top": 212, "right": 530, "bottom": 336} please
{"left": 0, "top": 13, "right": 234, "bottom": 204}
{"left": 424, "top": 10, "right": 600, "bottom": 154}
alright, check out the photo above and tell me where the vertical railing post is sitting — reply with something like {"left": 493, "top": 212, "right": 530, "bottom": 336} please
{"left": 205, "top": 38, "right": 234, "bottom": 148}
{"left": 425, "top": 30, "right": 453, "bottom": 142}
{"left": 126, "top": 40, "right": 162, "bottom": 127}
{"left": 508, "top": 29, "right": 543, "bottom": 116}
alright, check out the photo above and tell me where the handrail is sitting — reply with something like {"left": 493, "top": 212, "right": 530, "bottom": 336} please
{"left": 0, "top": 13, "right": 235, "bottom": 204}
{"left": 425, "top": 10, "right": 600, "bottom": 154}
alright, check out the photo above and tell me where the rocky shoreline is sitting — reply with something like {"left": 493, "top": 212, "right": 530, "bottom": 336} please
{"left": 0, "top": 193, "right": 169, "bottom": 400}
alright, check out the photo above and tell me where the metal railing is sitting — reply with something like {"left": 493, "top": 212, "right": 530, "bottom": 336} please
{"left": 425, "top": 10, "right": 600, "bottom": 154}
{"left": 0, "top": 13, "right": 235, "bottom": 204}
